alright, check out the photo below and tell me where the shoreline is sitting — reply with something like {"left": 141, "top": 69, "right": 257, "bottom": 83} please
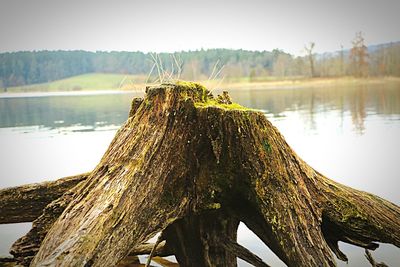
{"left": 216, "top": 76, "right": 400, "bottom": 91}
{"left": 1, "top": 76, "right": 400, "bottom": 96}
{"left": 0, "top": 90, "right": 138, "bottom": 99}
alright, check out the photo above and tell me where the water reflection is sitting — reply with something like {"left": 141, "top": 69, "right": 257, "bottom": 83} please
{"left": 228, "top": 83, "right": 400, "bottom": 135}
{"left": 0, "top": 85, "right": 400, "bottom": 265}
{"left": 0, "top": 92, "right": 142, "bottom": 133}
{"left": 1, "top": 85, "right": 399, "bottom": 135}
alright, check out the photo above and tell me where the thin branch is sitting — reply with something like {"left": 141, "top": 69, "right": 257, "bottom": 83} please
{"left": 152, "top": 257, "right": 179, "bottom": 267}
{"left": 150, "top": 53, "right": 162, "bottom": 83}
{"left": 221, "top": 237, "right": 271, "bottom": 267}
{"left": 145, "top": 235, "right": 165, "bottom": 267}
{"left": 148, "top": 53, "right": 184, "bottom": 84}
{"left": 172, "top": 54, "right": 183, "bottom": 80}
{"left": 208, "top": 59, "right": 220, "bottom": 81}
{"left": 119, "top": 76, "right": 127, "bottom": 89}
{"left": 365, "top": 249, "right": 389, "bottom": 267}
{"left": 211, "top": 64, "right": 225, "bottom": 81}
{"left": 168, "top": 55, "right": 175, "bottom": 81}
{"left": 129, "top": 242, "right": 171, "bottom": 257}
{"left": 146, "top": 63, "right": 157, "bottom": 84}
{"left": 157, "top": 54, "right": 167, "bottom": 83}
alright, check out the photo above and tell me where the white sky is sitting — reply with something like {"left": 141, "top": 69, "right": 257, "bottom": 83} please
{"left": 0, "top": 0, "right": 399, "bottom": 55}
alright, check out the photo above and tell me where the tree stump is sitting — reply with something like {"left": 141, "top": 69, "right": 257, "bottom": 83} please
{"left": 1, "top": 81, "right": 399, "bottom": 267}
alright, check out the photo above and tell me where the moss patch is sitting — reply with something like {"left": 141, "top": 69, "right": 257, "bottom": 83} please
{"left": 175, "top": 80, "right": 208, "bottom": 101}
{"left": 173, "top": 81, "right": 253, "bottom": 111}
{"left": 194, "top": 99, "right": 252, "bottom": 111}
{"left": 262, "top": 140, "right": 272, "bottom": 153}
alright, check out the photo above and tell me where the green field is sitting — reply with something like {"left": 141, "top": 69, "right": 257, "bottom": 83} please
{"left": 5, "top": 73, "right": 147, "bottom": 92}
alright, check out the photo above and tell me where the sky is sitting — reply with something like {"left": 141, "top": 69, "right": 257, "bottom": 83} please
{"left": 0, "top": 0, "right": 399, "bottom": 55}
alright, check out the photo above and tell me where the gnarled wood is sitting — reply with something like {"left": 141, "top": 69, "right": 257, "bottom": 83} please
{"left": 221, "top": 236, "right": 270, "bottom": 267}
{"left": 9, "top": 174, "right": 89, "bottom": 266}
{"left": 365, "top": 250, "right": 389, "bottom": 267}
{"left": 0, "top": 173, "right": 88, "bottom": 224}
{"left": 0, "top": 257, "right": 18, "bottom": 267}
{"left": 162, "top": 211, "right": 240, "bottom": 267}
{"left": 1, "top": 82, "right": 399, "bottom": 266}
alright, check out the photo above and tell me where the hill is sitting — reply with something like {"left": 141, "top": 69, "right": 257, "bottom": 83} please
{"left": 1, "top": 42, "right": 399, "bottom": 91}
{"left": 5, "top": 73, "right": 147, "bottom": 92}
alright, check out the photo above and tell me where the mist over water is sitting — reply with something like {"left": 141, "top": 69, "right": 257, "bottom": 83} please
{"left": 0, "top": 84, "right": 399, "bottom": 266}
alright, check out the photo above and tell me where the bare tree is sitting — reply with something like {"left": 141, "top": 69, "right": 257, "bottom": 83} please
{"left": 350, "top": 31, "right": 369, "bottom": 77}
{"left": 340, "top": 44, "right": 345, "bottom": 76}
{"left": 304, "top": 42, "right": 316, "bottom": 77}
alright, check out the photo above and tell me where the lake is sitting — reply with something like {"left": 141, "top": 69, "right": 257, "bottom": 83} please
{"left": 1, "top": 84, "right": 399, "bottom": 266}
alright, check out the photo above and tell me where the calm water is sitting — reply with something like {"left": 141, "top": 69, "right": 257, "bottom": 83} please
{"left": 0, "top": 84, "right": 399, "bottom": 266}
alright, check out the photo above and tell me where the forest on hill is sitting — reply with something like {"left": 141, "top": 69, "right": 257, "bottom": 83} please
{"left": 1, "top": 38, "right": 399, "bottom": 89}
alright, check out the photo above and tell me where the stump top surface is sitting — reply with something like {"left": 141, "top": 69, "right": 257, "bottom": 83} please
{"left": 145, "top": 81, "right": 253, "bottom": 112}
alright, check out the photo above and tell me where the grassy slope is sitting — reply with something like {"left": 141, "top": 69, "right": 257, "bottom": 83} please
{"left": 4, "top": 73, "right": 400, "bottom": 93}
{"left": 6, "top": 73, "right": 147, "bottom": 92}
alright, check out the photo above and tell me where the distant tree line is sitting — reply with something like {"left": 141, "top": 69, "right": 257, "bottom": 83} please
{"left": 0, "top": 51, "right": 150, "bottom": 88}
{"left": 1, "top": 38, "right": 399, "bottom": 88}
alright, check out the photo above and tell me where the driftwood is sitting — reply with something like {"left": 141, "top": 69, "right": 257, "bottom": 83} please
{"left": 0, "top": 82, "right": 399, "bottom": 266}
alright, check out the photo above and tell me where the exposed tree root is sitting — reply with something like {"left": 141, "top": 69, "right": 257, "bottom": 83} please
{"left": 365, "top": 249, "right": 389, "bottom": 267}
{"left": 0, "top": 82, "right": 398, "bottom": 266}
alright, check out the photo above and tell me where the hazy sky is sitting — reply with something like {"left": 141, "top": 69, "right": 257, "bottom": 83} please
{"left": 0, "top": 0, "right": 399, "bottom": 55}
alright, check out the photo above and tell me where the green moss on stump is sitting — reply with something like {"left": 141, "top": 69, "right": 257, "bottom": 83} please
{"left": 174, "top": 81, "right": 252, "bottom": 111}
{"left": 194, "top": 99, "right": 252, "bottom": 111}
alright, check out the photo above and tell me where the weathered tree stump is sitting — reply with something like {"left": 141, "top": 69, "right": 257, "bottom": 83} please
{"left": 1, "top": 82, "right": 399, "bottom": 267}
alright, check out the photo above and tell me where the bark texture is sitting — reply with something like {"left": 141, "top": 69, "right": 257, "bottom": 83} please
{"left": 1, "top": 82, "right": 399, "bottom": 267}
{"left": 0, "top": 173, "right": 88, "bottom": 224}
{"left": 5, "top": 174, "right": 88, "bottom": 266}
